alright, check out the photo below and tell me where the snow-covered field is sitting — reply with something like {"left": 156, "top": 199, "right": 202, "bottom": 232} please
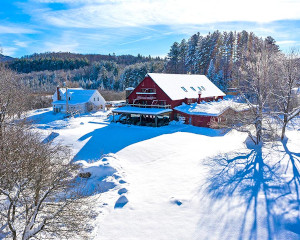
{"left": 27, "top": 108, "right": 300, "bottom": 240}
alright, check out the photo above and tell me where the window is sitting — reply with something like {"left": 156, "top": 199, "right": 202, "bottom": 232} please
{"left": 69, "top": 97, "right": 71, "bottom": 100}
{"left": 94, "top": 98, "right": 95, "bottom": 101}
{"left": 97, "top": 97, "right": 99, "bottom": 101}
{"left": 201, "top": 86, "right": 206, "bottom": 90}
{"left": 141, "top": 88, "right": 156, "bottom": 93}
{"left": 181, "top": 87, "right": 188, "bottom": 92}
{"left": 190, "top": 87, "right": 196, "bottom": 91}
{"left": 198, "top": 87, "right": 202, "bottom": 91}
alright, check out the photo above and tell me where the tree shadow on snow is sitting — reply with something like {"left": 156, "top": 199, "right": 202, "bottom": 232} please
{"left": 202, "top": 141, "right": 300, "bottom": 240}
{"left": 73, "top": 123, "right": 227, "bottom": 162}
{"left": 26, "top": 110, "right": 67, "bottom": 129}
{"left": 279, "top": 140, "right": 300, "bottom": 235}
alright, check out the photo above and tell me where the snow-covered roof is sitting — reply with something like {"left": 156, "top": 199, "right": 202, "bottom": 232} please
{"left": 112, "top": 106, "right": 172, "bottom": 115}
{"left": 174, "top": 99, "right": 251, "bottom": 116}
{"left": 147, "top": 73, "right": 226, "bottom": 100}
{"left": 53, "top": 88, "right": 99, "bottom": 105}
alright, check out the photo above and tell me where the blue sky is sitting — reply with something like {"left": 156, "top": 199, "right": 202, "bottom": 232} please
{"left": 1, "top": 0, "right": 300, "bottom": 58}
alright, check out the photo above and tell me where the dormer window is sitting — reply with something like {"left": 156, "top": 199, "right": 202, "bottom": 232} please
{"left": 190, "top": 87, "right": 196, "bottom": 91}
{"left": 181, "top": 87, "right": 188, "bottom": 92}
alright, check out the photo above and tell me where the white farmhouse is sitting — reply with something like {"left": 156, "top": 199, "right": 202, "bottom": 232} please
{"left": 52, "top": 87, "right": 106, "bottom": 114}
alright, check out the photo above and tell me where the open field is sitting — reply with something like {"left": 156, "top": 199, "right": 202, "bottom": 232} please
{"left": 27, "top": 108, "right": 300, "bottom": 240}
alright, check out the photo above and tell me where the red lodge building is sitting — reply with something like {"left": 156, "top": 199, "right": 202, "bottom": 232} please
{"left": 112, "top": 73, "right": 230, "bottom": 127}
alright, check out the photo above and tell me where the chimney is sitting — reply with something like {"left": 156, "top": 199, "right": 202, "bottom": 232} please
{"left": 198, "top": 90, "right": 202, "bottom": 103}
{"left": 57, "top": 86, "right": 61, "bottom": 100}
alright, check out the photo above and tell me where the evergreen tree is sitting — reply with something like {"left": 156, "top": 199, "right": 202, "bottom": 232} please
{"left": 179, "top": 39, "right": 188, "bottom": 73}
{"left": 166, "top": 42, "right": 180, "bottom": 73}
{"left": 186, "top": 33, "right": 200, "bottom": 73}
{"left": 207, "top": 59, "right": 216, "bottom": 82}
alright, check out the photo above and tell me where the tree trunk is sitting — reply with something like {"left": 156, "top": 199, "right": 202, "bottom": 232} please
{"left": 281, "top": 121, "right": 287, "bottom": 141}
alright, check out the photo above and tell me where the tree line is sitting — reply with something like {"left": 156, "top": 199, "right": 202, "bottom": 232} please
{"left": 5, "top": 52, "right": 165, "bottom": 93}
{"left": 165, "top": 30, "right": 279, "bottom": 91}
{"left": 9, "top": 31, "right": 281, "bottom": 94}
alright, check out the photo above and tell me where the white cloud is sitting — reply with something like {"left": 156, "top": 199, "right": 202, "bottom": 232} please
{"left": 34, "top": 0, "right": 300, "bottom": 29}
{"left": 33, "top": 0, "right": 118, "bottom": 3}
{"left": 0, "top": 25, "right": 37, "bottom": 34}
{"left": 41, "top": 31, "right": 80, "bottom": 52}
{"left": 1, "top": 46, "right": 18, "bottom": 56}
{"left": 14, "top": 40, "right": 30, "bottom": 48}
{"left": 120, "top": 36, "right": 153, "bottom": 45}
{"left": 276, "top": 40, "right": 297, "bottom": 45}
{"left": 44, "top": 41, "right": 79, "bottom": 52}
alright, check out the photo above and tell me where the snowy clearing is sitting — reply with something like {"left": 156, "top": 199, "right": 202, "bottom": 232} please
{"left": 28, "top": 108, "right": 300, "bottom": 240}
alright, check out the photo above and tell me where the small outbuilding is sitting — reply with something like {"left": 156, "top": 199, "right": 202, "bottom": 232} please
{"left": 52, "top": 87, "right": 106, "bottom": 114}
{"left": 174, "top": 100, "right": 251, "bottom": 128}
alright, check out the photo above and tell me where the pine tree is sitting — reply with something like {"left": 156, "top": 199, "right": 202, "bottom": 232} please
{"left": 166, "top": 42, "right": 180, "bottom": 73}
{"left": 186, "top": 33, "right": 200, "bottom": 73}
{"left": 207, "top": 59, "right": 216, "bottom": 82}
{"left": 179, "top": 39, "right": 188, "bottom": 73}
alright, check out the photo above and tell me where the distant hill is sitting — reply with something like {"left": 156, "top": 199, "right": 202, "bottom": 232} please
{"left": 0, "top": 54, "right": 14, "bottom": 62}
{"left": 8, "top": 52, "right": 164, "bottom": 73}
{"left": 21, "top": 52, "right": 162, "bottom": 65}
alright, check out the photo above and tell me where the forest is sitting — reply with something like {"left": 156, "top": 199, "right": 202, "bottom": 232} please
{"left": 0, "top": 30, "right": 283, "bottom": 95}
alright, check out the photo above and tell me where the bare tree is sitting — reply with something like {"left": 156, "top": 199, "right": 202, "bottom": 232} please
{"left": 0, "top": 125, "right": 95, "bottom": 240}
{"left": 0, "top": 66, "right": 30, "bottom": 132}
{"left": 271, "top": 49, "right": 300, "bottom": 140}
{"left": 228, "top": 41, "right": 280, "bottom": 144}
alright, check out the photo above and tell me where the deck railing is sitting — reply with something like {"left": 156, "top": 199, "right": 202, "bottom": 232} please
{"left": 126, "top": 103, "right": 171, "bottom": 109}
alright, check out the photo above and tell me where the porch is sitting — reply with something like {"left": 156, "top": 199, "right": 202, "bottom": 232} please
{"left": 112, "top": 105, "right": 173, "bottom": 127}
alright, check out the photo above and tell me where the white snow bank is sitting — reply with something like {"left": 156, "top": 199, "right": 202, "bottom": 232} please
{"left": 76, "top": 154, "right": 127, "bottom": 196}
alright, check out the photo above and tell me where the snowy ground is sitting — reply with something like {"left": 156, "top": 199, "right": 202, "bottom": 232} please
{"left": 27, "top": 108, "right": 300, "bottom": 240}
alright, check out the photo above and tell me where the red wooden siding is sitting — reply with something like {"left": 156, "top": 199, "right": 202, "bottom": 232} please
{"left": 127, "top": 76, "right": 173, "bottom": 106}
{"left": 173, "top": 109, "right": 215, "bottom": 128}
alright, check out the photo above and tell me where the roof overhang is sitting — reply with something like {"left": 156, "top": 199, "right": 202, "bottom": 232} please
{"left": 112, "top": 106, "right": 173, "bottom": 115}
{"left": 52, "top": 101, "right": 87, "bottom": 105}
